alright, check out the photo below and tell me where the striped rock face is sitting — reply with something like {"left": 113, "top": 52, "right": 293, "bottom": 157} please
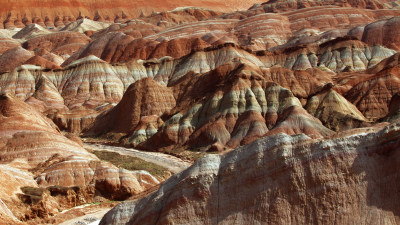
{"left": 384, "top": 92, "right": 400, "bottom": 122}
{"left": 100, "top": 123, "right": 400, "bottom": 225}
{"left": 0, "top": 1, "right": 398, "bottom": 75}
{"left": 86, "top": 77, "right": 176, "bottom": 136}
{"left": 0, "top": 0, "right": 265, "bottom": 27}
{"left": 83, "top": 45, "right": 400, "bottom": 151}
{"left": 63, "top": 8, "right": 400, "bottom": 63}
{"left": 361, "top": 16, "right": 400, "bottom": 50}
{"left": 0, "top": 37, "right": 397, "bottom": 136}
{"left": 0, "top": 2, "right": 398, "bottom": 137}
{"left": 22, "top": 31, "right": 91, "bottom": 58}
{"left": 86, "top": 62, "right": 334, "bottom": 151}
{"left": 339, "top": 53, "right": 400, "bottom": 120}
{"left": 0, "top": 0, "right": 399, "bottom": 224}
{"left": 0, "top": 94, "right": 159, "bottom": 220}
{"left": 260, "top": 0, "right": 395, "bottom": 12}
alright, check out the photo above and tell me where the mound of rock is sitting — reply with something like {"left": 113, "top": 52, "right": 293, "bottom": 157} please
{"left": 0, "top": 94, "right": 159, "bottom": 222}
{"left": 101, "top": 123, "right": 400, "bottom": 225}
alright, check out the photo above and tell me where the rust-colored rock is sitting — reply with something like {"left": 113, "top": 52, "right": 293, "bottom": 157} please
{"left": 361, "top": 16, "right": 400, "bottom": 50}
{"left": 0, "top": 46, "right": 33, "bottom": 73}
{"left": 22, "top": 31, "right": 91, "bottom": 58}
{"left": 343, "top": 53, "right": 400, "bottom": 120}
{"left": 0, "top": 1, "right": 399, "bottom": 223}
{"left": 86, "top": 62, "right": 335, "bottom": 151}
{"left": 24, "top": 55, "right": 62, "bottom": 70}
{"left": 0, "top": 0, "right": 265, "bottom": 24}
{"left": 0, "top": 94, "right": 159, "bottom": 222}
{"left": 86, "top": 78, "right": 176, "bottom": 136}
{"left": 384, "top": 92, "right": 400, "bottom": 122}
{"left": 101, "top": 123, "right": 400, "bottom": 225}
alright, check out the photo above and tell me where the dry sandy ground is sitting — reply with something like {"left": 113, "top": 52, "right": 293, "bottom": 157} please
{"left": 84, "top": 143, "right": 191, "bottom": 173}
{"left": 55, "top": 203, "right": 116, "bottom": 225}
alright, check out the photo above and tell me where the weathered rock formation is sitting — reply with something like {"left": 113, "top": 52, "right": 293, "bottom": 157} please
{"left": 0, "top": 94, "right": 159, "bottom": 222}
{"left": 86, "top": 62, "right": 335, "bottom": 151}
{"left": 86, "top": 78, "right": 176, "bottom": 136}
{"left": 260, "top": 0, "right": 395, "bottom": 12}
{"left": 0, "top": 0, "right": 265, "bottom": 27}
{"left": 22, "top": 31, "right": 91, "bottom": 59}
{"left": 101, "top": 123, "right": 400, "bottom": 225}
{"left": 342, "top": 53, "right": 400, "bottom": 120}
{"left": 0, "top": 0, "right": 399, "bottom": 223}
{"left": 0, "top": 46, "right": 34, "bottom": 73}
{"left": 305, "top": 85, "right": 369, "bottom": 131}
{"left": 384, "top": 92, "right": 400, "bottom": 122}
{"left": 0, "top": 35, "right": 396, "bottom": 137}
{"left": 12, "top": 23, "right": 51, "bottom": 40}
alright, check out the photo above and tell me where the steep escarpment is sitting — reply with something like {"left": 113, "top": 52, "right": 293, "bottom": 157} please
{"left": 0, "top": 0, "right": 264, "bottom": 27}
{"left": 101, "top": 123, "right": 400, "bottom": 225}
{"left": 384, "top": 92, "right": 400, "bottom": 122}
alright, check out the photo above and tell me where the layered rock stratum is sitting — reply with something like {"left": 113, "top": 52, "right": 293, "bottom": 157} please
{"left": 0, "top": 0, "right": 400, "bottom": 223}
{"left": 0, "top": 0, "right": 398, "bottom": 149}
{"left": 0, "top": 0, "right": 265, "bottom": 26}
{"left": 101, "top": 123, "right": 400, "bottom": 225}
{"left": 0, "top": 94, "right": 159, "bottom": 222}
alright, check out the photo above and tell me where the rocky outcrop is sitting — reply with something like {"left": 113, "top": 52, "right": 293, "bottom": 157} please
{"left": 0, "top": 94, "right": 159, "bottom": 221}
{"left": 0, "top": 1, "right": 400, "bottom": 224}
{"left": 0, "top": 46, "right": 33, "bottom": 73}
{"left": 22, "top": 31, "right": 91, "bottom": 59}
{"left": 343, "top": 53, "right": 400, "bottom": 120}
{"left": 305, "top": 86, "right": 369, "bottom": 131}
{"left": 12, "top": 23, "right": 51, "bottom": 40}
{"left": 63, "top": 34, "right": 212, "bottom": 65}
{"left": 24, "top": 55, "right": 62, "bottom": 70}
{"left": 260, "top": 0, "right": 392, "bottom": 12}
{"left": 86, "top": 78, "right": 176, "bottom": 136}
{"left": 56, "top": 5, "right": 400, "bottom": 67}
{"left": 361, "top": 16, "right": 400, "bottom": 50}
{"left": 64, "top": 32, "right": 397, "bottom": 76}
{"left": 60, "top": 18, "right": 112, "bottom": 33}
{"left": 384, "top": 92, "right": 400, "bottom": 122}
{"left": 0, "top": 0, "right": 264, "bottom": 26}
{"left": 0, "top": 38, "right": 395, "bottom": 134}
{"left": 86, "top": 62, "right": 334, "bottom": 151}
{"left": 100, "top": 123, "right": 400, "bottom": 225}
{"left": 0, "top": 55, "right": 129, "bottom": 132}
